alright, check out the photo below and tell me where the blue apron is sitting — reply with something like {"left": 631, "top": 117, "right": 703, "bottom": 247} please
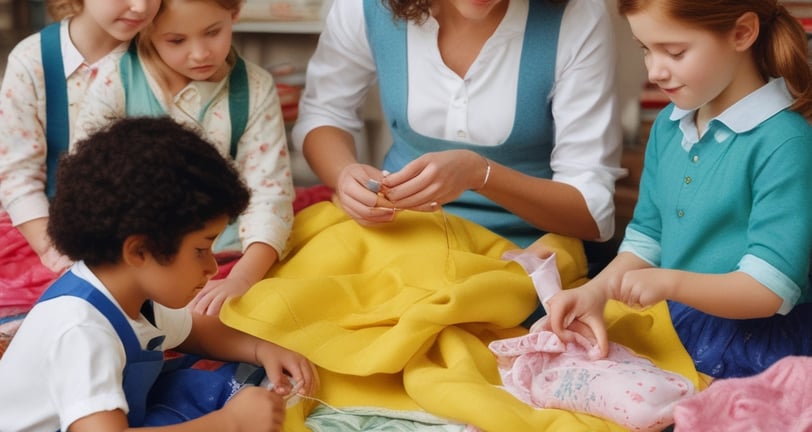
{"left": 363, "top": 0, "right": 565, "bottom": 248}
{"left": 37, "top": 272, "right": 163, "bottom": 427}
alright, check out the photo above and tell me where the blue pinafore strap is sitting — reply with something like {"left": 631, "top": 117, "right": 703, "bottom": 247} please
{"left": 38, "top": 272, "right": 164, "bottom": 427}
{"left": 120, "top": 45, "right": 249, "bottom": 159}
{"left": 40, "top": 22, "right": 69, "bottom": 198}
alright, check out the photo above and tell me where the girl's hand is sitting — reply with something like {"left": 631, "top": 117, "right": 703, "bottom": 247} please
{"left": 255, "top": 341, "right": 319, "bottom": 400}
{"left": 382, "top": 150, "right": 488, "bottom": 211}
{"left": 615, "top": 268, "right": 676, "bottom": 309}
{"left": 189, "top": 275, "right": 251, "bottom": 316}
{"left": 545, "top": 282, "right": 611, "bottom": 358}
{"left": 334, "top": 163, "right": 397, "bottom": 225}
{"left": 17, "top": 218, "right": 72, "bottom": 274}
{"left": 39, "top": 245, "right": 72, "bottom": 274}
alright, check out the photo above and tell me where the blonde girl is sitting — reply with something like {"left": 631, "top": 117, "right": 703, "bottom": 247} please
{"left": 0, "top": 0, "right": 160, "bottom": 307}
{"left": 74, "top": 0, "right": 295, "bottom": 316}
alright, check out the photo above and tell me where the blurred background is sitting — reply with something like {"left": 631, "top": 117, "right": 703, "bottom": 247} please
{"left": 0, "top": 0, "right": 44, "bottom": 76}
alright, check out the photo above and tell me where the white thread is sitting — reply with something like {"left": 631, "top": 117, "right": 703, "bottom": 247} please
{"left": 296, "top": 394, "right": 349, "bottom": 414}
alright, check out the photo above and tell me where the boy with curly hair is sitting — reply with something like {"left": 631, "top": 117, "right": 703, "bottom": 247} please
{"left": 0, "top": 116, "right": 317, "bottom": 431}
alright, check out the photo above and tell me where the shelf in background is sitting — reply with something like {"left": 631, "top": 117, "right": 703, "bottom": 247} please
{"left": 233, "top": 20, "right": 323, "bottom": 34}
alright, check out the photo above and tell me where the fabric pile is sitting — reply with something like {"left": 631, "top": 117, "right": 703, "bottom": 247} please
{"left": 220, "top": 202, "right": 701, "bottom": 431}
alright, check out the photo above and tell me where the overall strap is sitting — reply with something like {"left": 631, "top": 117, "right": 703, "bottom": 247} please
{"left": 227, "top": 56, "right": 249, "bottom": 159}
{"left": 38, "top": 272, "right": 143, "bottom": 361}
{"left": 512, "top": 0, "right": 564, "bottom": 143}
{"left": 40, "top": 22, "right": 69, "bottom": 198}
{"left": 363, "top": 0, "right": 407, "bottom": 125}
{"left": 40, "top": 273, "right": 165, "bottom": 428}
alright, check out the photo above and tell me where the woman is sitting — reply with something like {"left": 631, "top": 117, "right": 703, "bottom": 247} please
{"left": 291, "top": 0, "right": 626, "bottom": 249}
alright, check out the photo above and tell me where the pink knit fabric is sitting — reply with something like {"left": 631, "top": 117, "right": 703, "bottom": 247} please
{"left": 674, "top": 356, "right": 812, "bottom": 432}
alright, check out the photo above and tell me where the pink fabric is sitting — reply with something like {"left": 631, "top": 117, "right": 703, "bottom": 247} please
{"left": 674, "top": 356, "right": 812, "bottom": 432}
{"left": 491, "top": 251, "right": 695, "bottom": 431}
{"left": 489, "top": 326, "right": 695, "bottom": 432}
{"left": 501, "top": 250, "right": 562, "bottom": 308}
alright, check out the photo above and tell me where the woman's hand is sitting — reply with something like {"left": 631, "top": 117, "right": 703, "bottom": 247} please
{"left": 383, "top": 150, "right": 488, "bottom": 211}
{"left": 334, "top": 163, "right": 397, "bottom": 225}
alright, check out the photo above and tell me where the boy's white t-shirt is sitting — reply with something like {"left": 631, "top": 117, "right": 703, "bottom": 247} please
{"left": 0, "top": 262, "right": 193, "bottom": 431}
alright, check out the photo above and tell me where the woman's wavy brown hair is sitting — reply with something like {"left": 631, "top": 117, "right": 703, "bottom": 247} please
{"left": 618, "top": 0, "right": 812, "bottom": 121}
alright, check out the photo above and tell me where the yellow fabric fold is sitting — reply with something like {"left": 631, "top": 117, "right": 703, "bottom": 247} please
{"left": 220, "top": 202, "right": 699, "bottom": 431}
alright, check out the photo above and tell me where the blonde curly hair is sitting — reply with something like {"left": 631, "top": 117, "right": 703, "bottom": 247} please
{"left": 47, "top": 0, "right": 82, "bottom": 21}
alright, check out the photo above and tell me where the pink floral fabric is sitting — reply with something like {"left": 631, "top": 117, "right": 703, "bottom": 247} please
{"left": 489, "top": 325, "right": 696, "bottom": 431}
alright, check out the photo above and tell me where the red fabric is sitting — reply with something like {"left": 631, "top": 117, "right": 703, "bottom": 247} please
{"left": 0, "top": 185, "right": 335, "bottom": 307}
{"left": 0, "top": 213, "right": 59, "bottom": 310}
{"left": 293, "top": 184, "right": 334, "bottom": 213}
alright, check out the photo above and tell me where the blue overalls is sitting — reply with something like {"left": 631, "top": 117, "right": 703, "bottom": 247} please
{"left": 37, "top": 272, "right": 164, "bottom": 427}
{"left": 363, "top": 0, "right": 565, "bottom": 248}
{"left": 38, "top": 272, "right": 248, "bottom": 428}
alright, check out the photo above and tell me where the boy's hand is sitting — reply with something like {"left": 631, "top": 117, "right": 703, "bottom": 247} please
{"left": 223, "top": 386, "right": 286, "bottom": 431}
{"left": 255, "top": 342, "right": 319, "bottom": 400}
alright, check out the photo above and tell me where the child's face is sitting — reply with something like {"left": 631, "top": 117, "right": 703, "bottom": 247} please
{"left": 137, "top": 215, "right": 228, "bottom": 309}
{"left": 627, "top": 9, "right": 742, "bottom": 113}
{"left": 149, "top": 0, "right": 237, "bottom": 82}
{"left": 83, "top": 0, "right": 161, "bottom": 42}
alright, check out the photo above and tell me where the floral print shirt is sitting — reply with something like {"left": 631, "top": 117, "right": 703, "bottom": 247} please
{"left": 0, "top": 19, "right": 127, "bottom": 225}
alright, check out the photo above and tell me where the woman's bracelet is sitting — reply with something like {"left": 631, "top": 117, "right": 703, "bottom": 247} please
{"left": 474, "top": 157, "right": 492, "bottom": 191}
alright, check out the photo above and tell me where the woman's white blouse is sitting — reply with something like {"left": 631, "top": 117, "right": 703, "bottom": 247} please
{"left": 292, "top": 0, "right": 627, "bottom": 241}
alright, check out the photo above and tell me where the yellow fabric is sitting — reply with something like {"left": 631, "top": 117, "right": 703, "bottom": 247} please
{"left": 220, "top": 202, "right": 700, "bottom": 431}
{"left": 604, "top": 301, "right": 702, "bottom": 390}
